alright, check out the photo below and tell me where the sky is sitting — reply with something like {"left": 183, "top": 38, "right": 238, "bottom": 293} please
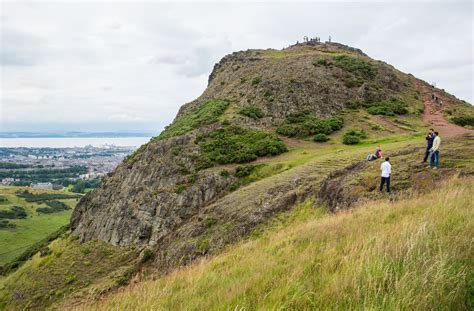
{"left": 1, "top": 0, "right": 472, "bottom": 135}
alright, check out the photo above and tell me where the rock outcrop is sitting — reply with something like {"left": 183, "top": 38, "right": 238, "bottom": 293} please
{"left": 69, "top": 42, "right": 443, "bottom": 263}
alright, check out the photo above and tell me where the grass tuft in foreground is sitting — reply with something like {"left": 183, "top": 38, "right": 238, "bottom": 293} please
{"left": 83, "top": 176, "right": 473, "bottom": 310}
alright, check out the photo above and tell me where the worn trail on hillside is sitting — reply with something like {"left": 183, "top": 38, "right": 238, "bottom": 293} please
{"left": 415, "top": 81, "right": 472, "bottom": 137}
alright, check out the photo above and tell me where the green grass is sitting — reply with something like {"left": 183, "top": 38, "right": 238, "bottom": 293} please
{"left": 0, "top": 187, "right": 78, "bottom": 266}
{"left": 0, "top": 236, "right": 138, "bottom": 310}
{"left": 157, "top": 99, "right": 230, "bottom": 140}
{"left": 84, "top": 176, "right": 473, "bottom": 310}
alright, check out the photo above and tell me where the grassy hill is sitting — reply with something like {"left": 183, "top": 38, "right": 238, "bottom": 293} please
{"left": 80, "top": 175, "right": 473, "bottom": 310}
{"left": 0, "top": 42, "right": 473, "bottom": 309}
{"left": 0, "top": 187, "right": 80, "bottom": 266}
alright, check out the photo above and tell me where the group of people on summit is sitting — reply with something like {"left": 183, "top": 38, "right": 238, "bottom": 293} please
{"left": 366, "top": 128, "right": 442, "bottom": 194}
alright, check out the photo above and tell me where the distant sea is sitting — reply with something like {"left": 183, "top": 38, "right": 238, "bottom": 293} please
{"left": 0, "top": 137, "right": 152, "bottom": 148}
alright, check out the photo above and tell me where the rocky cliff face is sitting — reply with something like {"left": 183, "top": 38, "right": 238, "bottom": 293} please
{"left": 70, "top": 42, "right": 427, "bottom": 259}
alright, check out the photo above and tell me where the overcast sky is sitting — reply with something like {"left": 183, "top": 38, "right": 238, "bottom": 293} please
{"left": 1, "top": 0, "right": 472, "bottom": 134}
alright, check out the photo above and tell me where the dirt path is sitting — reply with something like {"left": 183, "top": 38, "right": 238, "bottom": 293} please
{"left": 414, "top": 80, "right": 472, "bottom": 137}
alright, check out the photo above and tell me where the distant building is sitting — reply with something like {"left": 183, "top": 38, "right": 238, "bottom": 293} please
{"left": 1, "top": 178, "right": 15, "bottom": 185}
{"left": 31, "top": 182, "right": 53, "bottom": 190}
{"left": 30, "top": 182, "right": 63, "bottom": 190}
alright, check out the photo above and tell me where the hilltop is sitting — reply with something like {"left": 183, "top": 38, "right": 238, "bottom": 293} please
{"left": 0, "top": 41, "right": 473, "bottom": 310}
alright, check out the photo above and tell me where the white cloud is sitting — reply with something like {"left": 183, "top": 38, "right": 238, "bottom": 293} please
{"left": 0, "top": 1, "right": 472, "bottom": 133}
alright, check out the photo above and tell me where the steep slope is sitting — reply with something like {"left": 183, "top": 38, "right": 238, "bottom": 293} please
{"left": 80, "top": 176, "right": 474, "bottom": 310}
{"left": 2, "top": 41, "right": 473, "bottom": 309}
{"left": 70, "top": 41, "right": 473, "bottom": 270}
{"left": 70, "top": 42, "right": 422, "bottom": 248}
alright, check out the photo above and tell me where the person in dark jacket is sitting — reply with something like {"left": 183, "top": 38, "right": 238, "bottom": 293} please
{"left": 422, "top": 129, "right": 435, "bottom": 163}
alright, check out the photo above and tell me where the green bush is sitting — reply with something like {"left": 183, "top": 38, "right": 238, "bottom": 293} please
{"left": 37, "top": 200, "right": 70, "bottom": 214}
{"left": 251, "top": 76, "right": 262, "bottom": 86}
{"left": 313, "top": 59, "right": 329, "bottom": 67}
{"left": 0, "top": 219, "right": 16, "bottom": 229}
{"left": 344, "top": 77, "right": 365, "bottom": 88}
{"left": 345, "top": 100, "right": 362, "bottom": 110}
{"left": 239, "top": 106, "right": 264, "bottom": 119}
{"left": 342, "top": 129, "right": 368, "bottom": 145}
{"left": 276, "top": 113, "right": 344, "bottom": 138}
{"left": 342, "top": 135, "right": 360, "bottom": 145}
{"left": 197, "top": 126, "right": 287, "bottom": 167}
{"left": 452, "top": 116, "right": 474, "bottom": 127}
{"left": 234, "top": 165, "right": 257, "bottom": 178}
{"left": 366, "top": 99, "right": 408, "bottom": 116}
{"left": 141, "top": 249, "right": 154, "bottom": 263}
{"left": 313, "top": 133, "right": 329, "bottom": 142}
{"left": 157, "top": 99, "right": 230, "bottom": 140}
{"left": 0, "top": 206, "right": 27, "bottom": 219}
{"left": 332, "top": 54, "right": 376, "bottom": 79}
{"left": 367, "top": 106, "right": 395, "bottom": 116}
{"left": 328, "top": 117, "right": 344, "bottom": 131}
{"left": 15, "top": 190, "right": 81, "bottom": 202}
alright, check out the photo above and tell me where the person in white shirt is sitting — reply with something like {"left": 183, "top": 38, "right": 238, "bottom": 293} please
{"left": 429, "top": 131, "right": 441, "bottom": 169}
{"left": 380, "top": 157, "right": 391, "bottom": 193}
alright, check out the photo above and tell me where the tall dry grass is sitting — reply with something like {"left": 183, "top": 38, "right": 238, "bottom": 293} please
{"left": 79, "top": 176, "right": 474, "bottom": 310}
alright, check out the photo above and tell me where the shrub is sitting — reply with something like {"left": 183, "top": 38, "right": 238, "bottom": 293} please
{"left": 367, "top": 106, "right": 395, "bottom": 116}
{"left": 251, "top": 76, "right": 262, "bottom": 86}
{"left": 342, "top": 135, "right": 360, "bottom": 145}
{"left": 0, "top": 206, "right": 27, "bottom": 219}
{"left": 366, "top": 99, "right": 408, "bottom": 116}
{"left": 344, "top": 77, "right": 365, "bottom": 88}
{"left": 37, "top": 200, "right": 70, "bottom": 214}
{"left": 313, "top": 133, "right": 329, "bottom": 142}
{"left": 239, "top": 106, "right": 264, "bottom": 119}
{"left": 157, "top": 99, "right": 230, "bottom": 140}
{"left": 342, "top": 129, "right": 367, "bottom": 145}
{"left": 141, "top": 249, "right": 154, "bottom": 263}
{"left": 328, "top": 117, "right": 344, "bottom": 131}
{"left": 197, "top": 126, "right": 287, "bottom": 167}
{"left": 452, "top": 116, "right": 474, "bottom": 127}
{"left": 234, "top": 165, "right": 256, "bottom": 178}
{"left": 219, "top": 170, "right": 230, "bottom": 177}
{"left": 313, "top": 59, "right": 329, "bottom": 66}
{"left": 276, "top": 113, "right": 344, "bottom": 138}
{"left": 345, "top": 100, "right": 362, "bottom": 109}
{"left": 332, "top": 54, "right": 376, "bottom": 79}
{"left": 175, "top": 185, "right": 186, "bottom": 194}
{"left": 0, "top": 219, "right": 16, "bottom": 229}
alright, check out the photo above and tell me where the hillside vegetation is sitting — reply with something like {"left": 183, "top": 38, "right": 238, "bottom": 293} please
{"left": 0, "top": 41, "right": 473, "bottom": 310}
{"left": 0, "top": 187, "right": 80, "bottom": 266}
{"left": 82, "top": 176, "right": 474, "bottom": 310}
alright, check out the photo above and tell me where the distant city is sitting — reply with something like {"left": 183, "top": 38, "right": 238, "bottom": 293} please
{"left": 0, "top": 144, "right": 137, "bottom": 191}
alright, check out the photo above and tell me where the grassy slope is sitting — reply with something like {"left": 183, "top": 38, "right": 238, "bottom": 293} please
{"left": 0, "top": 187, "right": 79, "bottom": 265}
{"left": 83, "top": 176, "right": 473, "bottom": 310}
{"left": 0, "top": 237, "right": 138, "bottom": 310}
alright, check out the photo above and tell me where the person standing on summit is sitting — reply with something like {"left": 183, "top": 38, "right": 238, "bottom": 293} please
{"left": 429, "top": 132, "right": 441, "bottom": 169}
{"left": 380, "top": 157, "right": 391, "bottom": 193}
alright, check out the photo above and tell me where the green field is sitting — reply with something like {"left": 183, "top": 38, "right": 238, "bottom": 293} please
{"left": 0, "top": 187, "right": 79, "bottom": 266}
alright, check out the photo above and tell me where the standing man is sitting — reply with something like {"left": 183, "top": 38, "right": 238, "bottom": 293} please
{"left": 422, "top": 129, "right": 435, "bottom": 163}
{"left": 429, "top": 132, "right": 441, "bottom": 169}
{"left": 380, "top": 157, "right": 391, "bottom": 193}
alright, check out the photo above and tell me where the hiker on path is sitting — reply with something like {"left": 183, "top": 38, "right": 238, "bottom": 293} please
{"left": 380, "top": 157, "right": 391, "bottom": 193}
{"left": 422, "top": 129, "right": 435, "bottom": 163}
{"left": 429, "top": 132, "right": 441, "bottom": 169}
